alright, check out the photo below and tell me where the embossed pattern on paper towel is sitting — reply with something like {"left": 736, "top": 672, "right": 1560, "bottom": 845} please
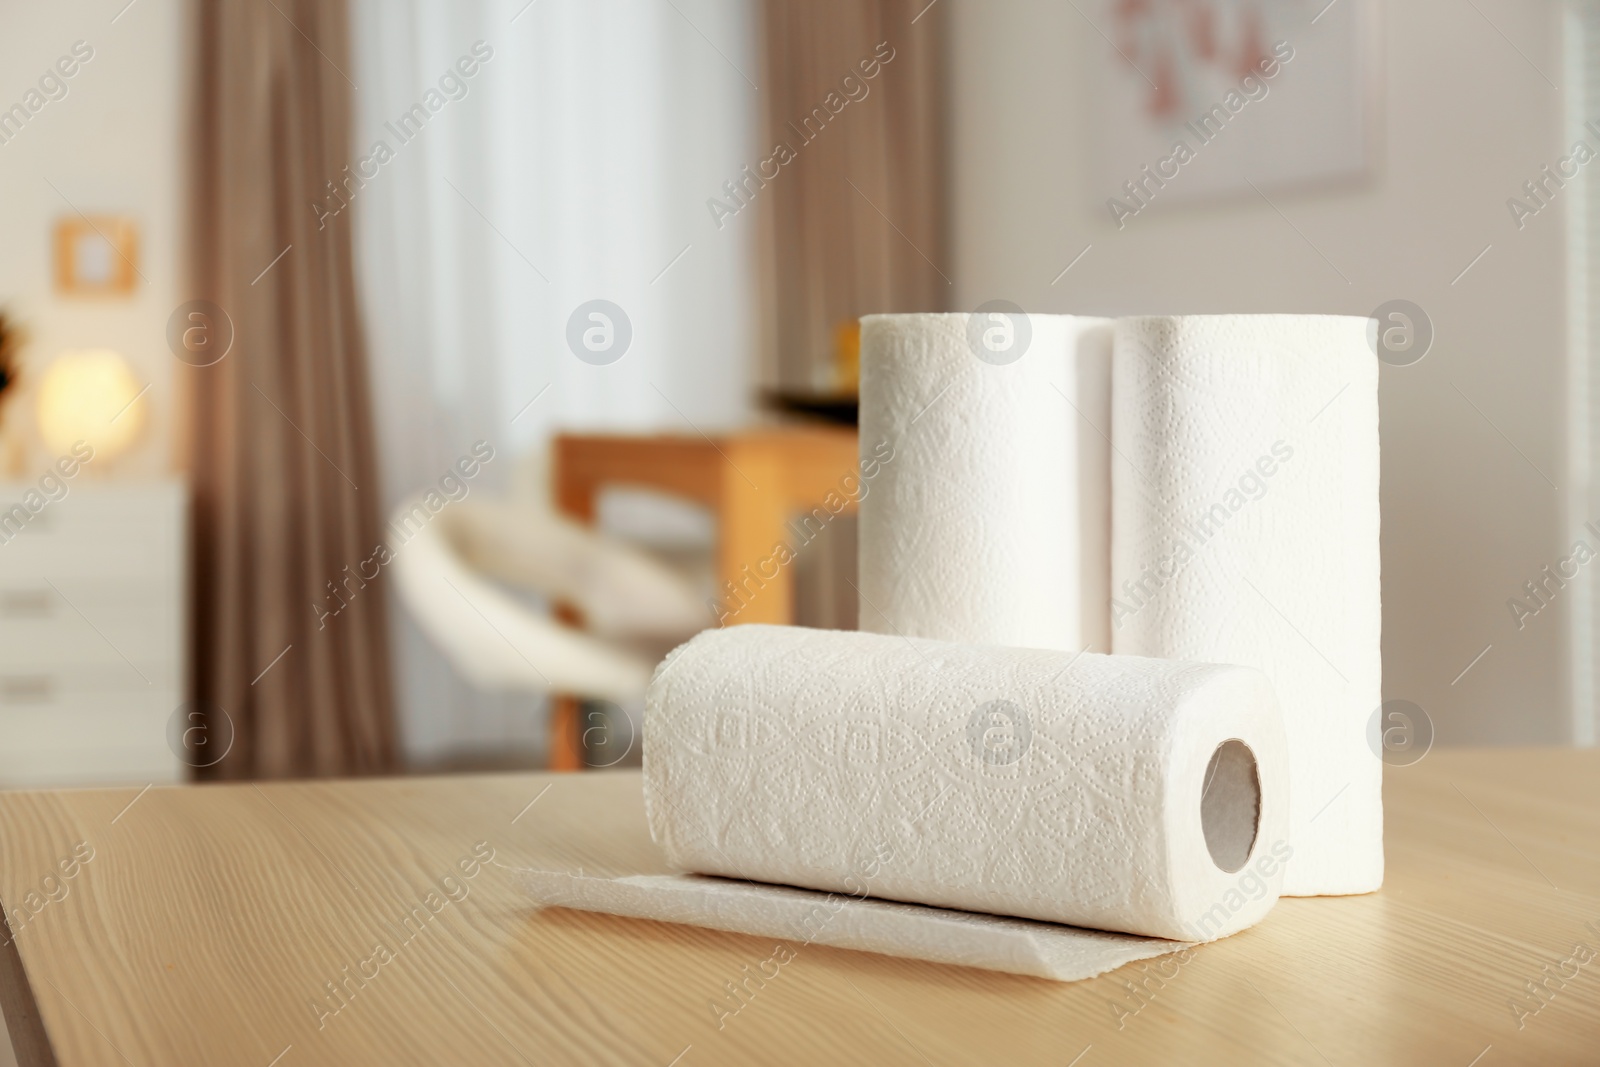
{"left": 858, "top": 313, "right": 1104, "bottom": 650}
{"left": 1110, "top": 314, "right": 1382, "bottom": 897}
{"left": 645, "top": 625, "right": 1239, "bottom": 936}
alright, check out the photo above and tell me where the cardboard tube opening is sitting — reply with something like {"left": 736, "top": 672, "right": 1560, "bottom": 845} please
{"left": 1201, "top": 739, "right": 1261, "bottom": 874}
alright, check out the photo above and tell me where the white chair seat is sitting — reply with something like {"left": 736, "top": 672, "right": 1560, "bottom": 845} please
{"left": 390, "top": 493, "right": 708, "bottom": 707}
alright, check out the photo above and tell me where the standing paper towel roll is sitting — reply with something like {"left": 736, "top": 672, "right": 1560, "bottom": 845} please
{"left": 644, "top": 625, "right": 1290, "bottom": 943}
{"left": 857, "top": 312, "right": 1112, "bottom": 652}
{"left": 1110, "top": 315, "right": 1381, "bottom": 897}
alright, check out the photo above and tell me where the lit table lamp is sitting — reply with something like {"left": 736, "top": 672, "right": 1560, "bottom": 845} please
{"left": 35, "top": 349, "right": 145, "bottom": 462}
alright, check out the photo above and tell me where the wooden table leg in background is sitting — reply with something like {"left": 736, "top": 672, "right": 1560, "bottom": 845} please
{"left": 549, "top": 448, "right": 598, "bottom": 772}
{"left": 546, "top": 694, "right": 583, "bottom": 773}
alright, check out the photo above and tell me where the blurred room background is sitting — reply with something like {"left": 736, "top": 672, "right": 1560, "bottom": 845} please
{"left": 0, "top": 0, "right": 1589, "bottom": 786}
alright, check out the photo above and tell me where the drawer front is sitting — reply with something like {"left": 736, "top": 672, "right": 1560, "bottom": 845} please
{"left": 0, "top": 746, "right": 182, "bottom": 788}
{"left": 0, "top": 694, "right": 182, "bottom": 788}
{"left": 0, "top": 664, "right": 182, "bottom": 702}
{"left": 0, "top": 482, "right": 185, "bottom": 532}
{"left": 0, "top": 578, "right": 181, "bottom": 671}
{"left": 0, "top": 483, "right": 189, "bottom": 788}
{"left": 0, "top": 530, "right": 184, "bottom": 585}
{"left": 0, "top": 608, "right": 181, "bottom": 669}
{"left": 0, "top": 693, "right": 176, "bottom": 748}
{"left": 0, "top": 482, "right": 186, "bottom": 582}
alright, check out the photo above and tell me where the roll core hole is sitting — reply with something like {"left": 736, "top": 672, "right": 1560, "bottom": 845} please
{"left": 1200, "top": 739, "right": 1260, "bottom": 874}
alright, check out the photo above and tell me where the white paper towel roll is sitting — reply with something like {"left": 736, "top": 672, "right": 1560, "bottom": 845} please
{"left": 644, "top": 625, "right": 1290, "bottom": 943}
{"left": 1110, "top": 315, "right": 1382, "bottom": 897}
{"left": 857, "top": 312, "right": 1112, "bottom": 652}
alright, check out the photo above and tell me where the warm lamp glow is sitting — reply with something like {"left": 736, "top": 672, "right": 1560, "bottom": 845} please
{"left": 35, "top": 349, "right": 145, "bottom": 460}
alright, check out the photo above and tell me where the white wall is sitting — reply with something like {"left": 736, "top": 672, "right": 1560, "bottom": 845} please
{"left": 949, "top": 0, "right": 1576, "bottom": 744}
{"left": 0, "top": 0, "right": 186, "bottom": 480}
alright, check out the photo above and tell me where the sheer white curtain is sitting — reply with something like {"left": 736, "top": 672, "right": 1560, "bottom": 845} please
{"left": 349, "top": 0, "right": 756, "bottom": 764}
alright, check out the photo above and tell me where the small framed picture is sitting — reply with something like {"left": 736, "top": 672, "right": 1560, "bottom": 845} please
{"left": 1090, "top": 0, "right": 1378, "bottom": 215}
{"left": 54, "top": 216, "right": 139, "bottom": 295}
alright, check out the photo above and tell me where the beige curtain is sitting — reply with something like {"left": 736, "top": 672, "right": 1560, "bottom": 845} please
{"left": 186, "top": 0, "right": 396, "bottom": 778}
{"left": 758, "top": 0, "right": 950, "bottom": 392}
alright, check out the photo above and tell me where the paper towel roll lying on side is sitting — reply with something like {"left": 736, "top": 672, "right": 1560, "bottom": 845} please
{"left": 644, "top": 625, "right": 1290, "bottom": 945}
{"left": 1110, "top": 315, "right": 1382, "bottom": 897}
{"left": 857, "top": 312, "right": 1112, "bottom": 652}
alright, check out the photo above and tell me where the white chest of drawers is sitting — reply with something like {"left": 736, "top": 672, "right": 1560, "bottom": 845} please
{"left": 0, "top": 480, "right": 186, "bottom": 786}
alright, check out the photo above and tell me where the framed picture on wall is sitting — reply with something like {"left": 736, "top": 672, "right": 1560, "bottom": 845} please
{"left": 1091, "top": 0, "right": 1379, "bottom": 222}
{"left": 54, "top": 216, "right": 140, "bottom": 295}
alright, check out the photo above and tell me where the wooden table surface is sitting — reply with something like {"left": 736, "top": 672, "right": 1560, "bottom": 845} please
{"left": 1, "top": 749, "right": 1596, "bottom": 1066}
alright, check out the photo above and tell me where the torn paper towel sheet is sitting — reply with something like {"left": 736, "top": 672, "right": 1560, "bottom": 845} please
{"left": 857, "top": 313, "right": 1113, "bottom": 652}
{"left": 1110, "top": 315, "right": 1382, "bottom": 897}
{"left": 517, "top": 870, "right": 1191, "bottom": 982}
{"left": 645, "top": 625, "right": 1290, "bottom": 943}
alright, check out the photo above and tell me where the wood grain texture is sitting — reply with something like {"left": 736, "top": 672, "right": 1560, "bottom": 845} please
{"left": 0, "top": 749, "right": 1596, "bottom": 1065}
